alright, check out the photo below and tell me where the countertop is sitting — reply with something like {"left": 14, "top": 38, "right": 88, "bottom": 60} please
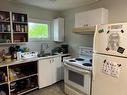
{"left": 0, "top": 53, "right": 70, "bottom": 67}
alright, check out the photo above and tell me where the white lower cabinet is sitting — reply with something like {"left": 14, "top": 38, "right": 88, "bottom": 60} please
{"left": 38, "top": 58, "right": 53, "bottom": 88}
{"left": 38, "top": 56, "right": 62, "bottom": 89}
{"left": 52, "top": 56, "right": 61, "bottom": 83}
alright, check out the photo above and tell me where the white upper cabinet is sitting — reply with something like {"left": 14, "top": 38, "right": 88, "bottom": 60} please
{"left": 75, "top": 8, "right": 108, "bottom": 28}
{"left": 53, "top": 17, "right": 64, "bottom": 42}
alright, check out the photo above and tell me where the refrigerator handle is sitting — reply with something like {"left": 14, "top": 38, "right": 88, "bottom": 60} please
{"left": 92, "top": 69, "right": 95, "bottom": 81}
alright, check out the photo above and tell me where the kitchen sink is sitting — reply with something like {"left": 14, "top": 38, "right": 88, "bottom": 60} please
{"left": 38, "top": 53, "right": 58, "bottom": 57}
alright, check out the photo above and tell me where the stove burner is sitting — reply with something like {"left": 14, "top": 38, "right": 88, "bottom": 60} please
{"left": 75, "top": 58, "right": 84, "bottom": 61}
{"left": 69, "top": 60, "right": 76, "bottom": 62}
{"left": 82, "top": 63, "right": 92, "bottom": 66}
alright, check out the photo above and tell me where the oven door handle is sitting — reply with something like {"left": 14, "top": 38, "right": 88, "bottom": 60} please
{"left": 64, "top": 63, "right": 91, "bottom": 74}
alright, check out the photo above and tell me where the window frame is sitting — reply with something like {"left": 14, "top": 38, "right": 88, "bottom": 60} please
{"left": 28, "top": 19, "right": 51, "bottom": 42}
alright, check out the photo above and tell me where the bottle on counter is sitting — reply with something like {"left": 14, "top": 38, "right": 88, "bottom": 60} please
{"left": 2, "top": 49, "right": 5, "bottom": 61}
{"left": 17, "top": 52, "right": 21, "bottom": 60}
{"left": 13, "top": 51, "right": 17, "bottom": 59}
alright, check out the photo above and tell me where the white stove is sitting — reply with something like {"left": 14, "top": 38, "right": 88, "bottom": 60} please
{"left": 64, "top": 47, "right": 93, "bottom": 71}
{"left": 64, "top": 57, "right": 92, "bottom": 71}
{"left": 64, "top": 47, "right": 93, "bottom": 95}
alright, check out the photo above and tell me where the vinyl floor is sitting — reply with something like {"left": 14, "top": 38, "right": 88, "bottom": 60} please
{"left": 26, "top": 81, "right": 66, "bottom": 95}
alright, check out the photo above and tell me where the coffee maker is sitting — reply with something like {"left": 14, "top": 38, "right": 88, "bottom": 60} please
{"left": 51, "top": 44, "right": 69, "bottom": 54}
{"left": 61, "top": 44, "right": 68, "bottom": 54}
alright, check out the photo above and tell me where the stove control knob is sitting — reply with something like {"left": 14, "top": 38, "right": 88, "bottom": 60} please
{"left": 90, "top": 59, "right": 92, "bottom": 63}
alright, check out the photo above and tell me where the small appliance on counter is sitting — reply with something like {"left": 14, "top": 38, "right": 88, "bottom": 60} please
{"left": 0, "top": 49, "right": 12, "bottom": 62}
{"left": 17, "top": 52, "right": 38, "bottom": 60}
{"left": 51, "top": 47, "right": 63, "bottom": 54}
{"left": 8, "top": 46, "right": 21, "bottom": 59}
{"left": 52, "top": 44, "right": 69, "bottom": 54}
{"left": 4, "top": 55, "right": 12, "bottom": 62}
{"left": 61, "top": 44, "right": 68, "bottom": 54}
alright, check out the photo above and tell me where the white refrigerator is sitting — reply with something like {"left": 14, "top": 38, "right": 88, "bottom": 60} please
{"left": 92, "top": 23, "right": 127, "bottom": 95}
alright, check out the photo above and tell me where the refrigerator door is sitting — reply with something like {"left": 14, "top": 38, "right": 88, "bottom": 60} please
{"left": 94, "top": 23, "right": 127, "bottom": 57}
{"left": 92, "top": 53, "right": 127, "bottom": 95}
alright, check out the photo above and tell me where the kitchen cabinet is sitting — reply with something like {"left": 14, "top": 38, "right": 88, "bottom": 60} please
{"left": 38, "top": 56, "right": 62, "bottom": 89}
{"left": 0, "top": 11, "right": 11, "bottom": 43}
{"left": 9, "top": 61, "right": 38, "bottom": 95}
{"left": 0, "top": 11, "right": 28, "bottom": 44}
{"left": 0, "top": 66, "right": 9, "bottom": 95}
{"left": 38, "top": 58, "right": 53, "bottom": 88}
{"left": 0, "top": 55, "right": 63, "bottom": 94}
{"left": 0, "top": 61, "right": 38, "bottom": 95}
{"left": 12, "top": 12, "right": 28, "bottom": 43}
{"left": 52, "top": 56, "right": 61, "bottom": 83}
{"left": 75, "top": 8, "right": 108, "bottom": 28}
{"left": 53, "top": 17, "right": 64, "bottom": 42}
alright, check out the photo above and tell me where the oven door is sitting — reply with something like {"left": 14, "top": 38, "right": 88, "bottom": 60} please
{"left": 64, "top": 63, "right": 91, "bottom": 95}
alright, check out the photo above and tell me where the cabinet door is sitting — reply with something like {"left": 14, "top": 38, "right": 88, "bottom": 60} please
{"left": 38, "top": 58, "right": 52, "bottom": 88}
{"left": 75, "top": 8, "right": 108, "bottom": 27}
{"left": 52, "top": 56, "right": 61, "bottom": 83}
{"left": 53, "top": 18, "right": 64, "bottom": 42}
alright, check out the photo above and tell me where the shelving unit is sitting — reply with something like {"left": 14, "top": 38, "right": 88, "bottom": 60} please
{"left": 0, "top": 81, "right": 8, "bottom": 86}
{"left": 0, "top": 32, "right": 11, "bottom": 34}
{"left": 0, "top": 66, "right": 8, "bottom": 84}
{"left": 10, "top": 75, "right": 38, "bottom": 95}
{"left": 0, "top": 66, "right": 9, "bottom": 95}
{"left": 12, "top": 12, "right": 28, "bottom": 43}
{"left": 17, "top": 86, "right": 38, "bottom": 95}
{"left": 0, "top": 11, "right": 28, "bottom": 44}
{"left": 0, "top": 61, "right": 38, "bottom": 95}
{"left": 10, "top": 74, "right": 38, "bottom": 83}
{"left": 0, "top": 83, "right": 9, "bottom": 95}
{"left": 0, "top": 11, "right": 11, "bottom": 43}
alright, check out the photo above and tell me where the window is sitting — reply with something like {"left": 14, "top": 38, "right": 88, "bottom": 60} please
{"left": 28, "top": 19, "right": 51, "bottom": 41}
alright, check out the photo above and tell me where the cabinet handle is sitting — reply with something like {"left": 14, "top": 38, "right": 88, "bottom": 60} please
{"left": 52, "top": 59, "right": 54, "bottom": 63}
{"left": 104, "top": 59, "right": 106, "bottom": 63}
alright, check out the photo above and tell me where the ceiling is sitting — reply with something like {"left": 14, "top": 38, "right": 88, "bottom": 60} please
{"left": 13, "top": 0, "right": 99, "bottom": 11}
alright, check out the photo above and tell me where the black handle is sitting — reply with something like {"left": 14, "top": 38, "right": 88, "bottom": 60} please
{"left": 117, "top": 64, "right": 121, "bottom": 67}
{"left": 104, "top": 59, "right": 106, "bottom": 63}
{"left": 121, "top": 30, "right": 124, "bottom": 33}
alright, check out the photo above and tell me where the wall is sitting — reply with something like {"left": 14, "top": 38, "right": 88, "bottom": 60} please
{"left": 0, "top": 0, "right": 61, "bottom": 53}
{"left": 1, "top": 0, "right": 127, "bottom": 56}
{"left": 0, "top": 0, "right": 60, "bottom": 20}
{"left": 61, "top": 0, "right": 127, "bottom": 57}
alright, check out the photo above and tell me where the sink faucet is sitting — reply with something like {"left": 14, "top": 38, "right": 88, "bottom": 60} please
{"left": 40, "top": 43, "right": 44, "bottom": 55}
{"left": 40, "top": 43, "right": 49, "bottom": 55}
